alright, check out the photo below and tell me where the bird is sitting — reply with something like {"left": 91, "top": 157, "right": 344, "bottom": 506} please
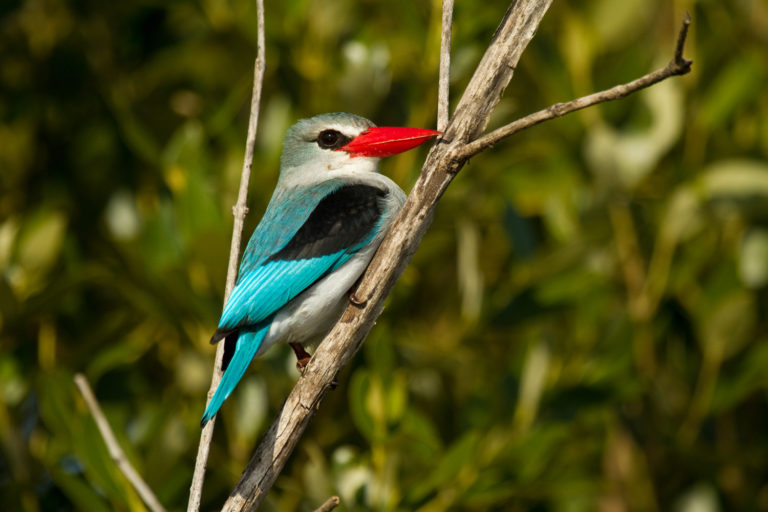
{"left": 201, "top": 112, "right": 440, "bottom": 426}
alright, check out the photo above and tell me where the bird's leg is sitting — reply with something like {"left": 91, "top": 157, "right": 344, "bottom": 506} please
{"left": 289, "top": 341, "right": 341, "bottom": 388}
{"left": 289, "top": 342, "right": 312, "bottom": 373}
{"left": 348, "top": 275, "right": 367, "bottom": 307}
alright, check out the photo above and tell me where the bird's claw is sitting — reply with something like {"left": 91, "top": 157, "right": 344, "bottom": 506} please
{"left": 348, "top": 290, "right": 367, "bottom": 307}
{"left": 296, "top": 356, "right": 311, "bottom": 374}
{"left": 290, "top": 342, "right": 312, "bottom": 375}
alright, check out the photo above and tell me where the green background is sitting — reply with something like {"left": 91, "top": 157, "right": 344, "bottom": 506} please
{"left": 2, "top": 0, "right": 768, "bottom": 510}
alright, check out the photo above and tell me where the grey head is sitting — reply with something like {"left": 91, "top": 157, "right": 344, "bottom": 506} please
{"left": 279, "top": 112, "right": 376, "bottom": 173}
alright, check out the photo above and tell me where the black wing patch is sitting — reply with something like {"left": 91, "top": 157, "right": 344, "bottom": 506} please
{"left": 221, "top": 331, "right": 238, "bottom": 371}
{"left": 268, "top": 184, "right": 385, "bottom": 261}
{"left": 210, "top": 327, "right": 236, "bottom": 345}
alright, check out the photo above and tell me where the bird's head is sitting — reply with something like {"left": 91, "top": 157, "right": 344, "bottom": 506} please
{"left": 278, "top": 112, "right": 440, "bottom": 179}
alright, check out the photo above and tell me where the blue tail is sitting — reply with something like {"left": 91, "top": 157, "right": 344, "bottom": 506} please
{"left": 200, "top": 324, "right": 269, "bottom": 427}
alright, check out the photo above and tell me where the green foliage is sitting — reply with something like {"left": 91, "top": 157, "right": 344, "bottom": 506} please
{"left": 2, "top": 0, "right": 768, "bottom": 510}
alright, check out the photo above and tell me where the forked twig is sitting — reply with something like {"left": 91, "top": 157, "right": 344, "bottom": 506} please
{"left": 457, "top": 13, "right": 693, "bottom": 159}
{"left": 186, "top": 0, "right": 266, "bottom": 510}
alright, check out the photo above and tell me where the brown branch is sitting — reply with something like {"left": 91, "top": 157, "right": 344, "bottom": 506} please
{"left": 186, "top": 0, "right": 266, "bottom": 510}
{"left": 437, "top": 0, "right": 454, "bottom": 132}
{"left": 312, "top": 496, "right": 341, "bottom": 512}
{"left": 74, "top": 374, "right": 167, "bottom": 512}
{"left": 220, "top": 1, "right": 553, "bottom": 510}
{"left": 457, "top": 12, "right": 693, "bottom": 160}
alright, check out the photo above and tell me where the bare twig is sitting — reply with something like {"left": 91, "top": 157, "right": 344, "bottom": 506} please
{"left": 312, "top": 496, "right": 341, "bottom": 512}
{"left": 674, "top": 12, "right": 693, "bottom": 64}
{"left": 74, "top": 374, "right": 166, "bottom": 512}
{"left": 457, "top": 13, "right": 693, "bottom": 159}
{"left": 186, "top": 0, "right": 266, "bottom": 510}
{"left": 437, "top": 0, "right": 454, "bottom": 132}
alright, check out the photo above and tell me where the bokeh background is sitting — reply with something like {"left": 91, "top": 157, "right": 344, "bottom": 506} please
{"left": 2, "top": 0, "right": 768, "bottom": 510}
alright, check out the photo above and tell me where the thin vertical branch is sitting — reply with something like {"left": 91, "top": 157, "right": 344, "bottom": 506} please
{"left": 74, "top": 374, "right": 167, "bottom": 512}
{"left": 186, "top": 0, "right": 266, "bottom": 510}
{"left": 437, "top": 0, "right": 454, "bottom": 131}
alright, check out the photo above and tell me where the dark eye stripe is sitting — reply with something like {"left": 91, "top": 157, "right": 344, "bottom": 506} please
{"left": 317, "top": 129, "right": 352, "bottom": 150}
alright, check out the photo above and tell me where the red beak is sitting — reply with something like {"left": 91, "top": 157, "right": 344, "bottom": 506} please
{"left": 338, "top": 126, "right": 441, "bottom": 158}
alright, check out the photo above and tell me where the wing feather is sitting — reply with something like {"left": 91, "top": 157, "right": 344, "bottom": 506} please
{"left": 215, "top": 183, "right": 386, "bottom": 334}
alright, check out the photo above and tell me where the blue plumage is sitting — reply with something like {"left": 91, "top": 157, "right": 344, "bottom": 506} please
{"left": 200, "top": 324, "right": 271, "bottom": 426}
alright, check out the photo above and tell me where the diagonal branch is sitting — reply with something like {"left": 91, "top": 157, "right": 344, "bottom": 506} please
{"left": 74, "top": 374, "right": 167, "bottom": 512}
{"left": 186, "top": 0, "right": 266, "bottom": 510}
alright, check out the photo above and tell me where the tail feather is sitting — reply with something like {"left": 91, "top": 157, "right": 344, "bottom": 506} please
{"left": 200, "top": 324, "right": 269, "bottom": 427}
{"left": 210, "top": 327, "right": 236, "bottom": 344}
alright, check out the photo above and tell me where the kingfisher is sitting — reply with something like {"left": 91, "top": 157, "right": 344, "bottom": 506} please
{"left": 201, "top": 112, "right": 439, "bottom": 426}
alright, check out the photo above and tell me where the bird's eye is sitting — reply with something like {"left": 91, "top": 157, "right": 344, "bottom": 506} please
{"left": 317, "top": 129, "right": 343, "bottom": 149}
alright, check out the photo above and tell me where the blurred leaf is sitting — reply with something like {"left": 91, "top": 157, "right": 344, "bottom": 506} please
{"left": 0, "top": 355, "right": 28, "bottom": 406}
{"left": 700, "top": 291, "right": 755, "bottom": 363}
{"left": 698, "top": 159, "right": 768, "bottom": 200}
{"left": 233, "top": 375, "right": 268, "bottom": 444}
{"left": 14, "top": 209, "right": 67, "bottom": 291}
{"left": 37, "top": 372, "right": 144, "bottom": 510}
{"left": 407, "top": 431, "right": 480, "bottom": 504}
{"left": 349, "top": 370, "right": 375, "bottom": 441}
{"left": 585, "top": 79, "right": 683, "bottom": 189}
{"left": 660, "top": 186, "right": 702, "bottom": 245}
{"left": 104, "top": 191, "right": 141, "bottom": 241}
{"left": 86, "top": 328, "right": 156, "bottom": 382}
{"left": 674, "top": 483, "right": 721, "bottom": 512}
{"left": 589, "top": 0, "right": 652, "bottom": 48}
{"left": 398, "top": 408, "right": 442, "bottom": 460}
{"left": 47, "top": 465, "right": 111, "bottom": 512}
{"left": 711, "top": 337, "right": 768, "bottom": 413}
{"left": 513, "top": 340, "right": 550, "bottom": 432}
{"left": 698, "top": 51, "right": 766, "bottom": 130}
{"left": 0, "top": 217, "right": 19, "bottom": 271}
{"left": 739, "top": 229, "right": 768, "bottom": 288}
{"left": 456, "top": 218, "right": 483, "bottom": 322}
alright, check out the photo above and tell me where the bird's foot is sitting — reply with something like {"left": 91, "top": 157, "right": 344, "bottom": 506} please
{"left": 348, "top": 291, "right": 367, "bottom": 307}
{"left": 347, "top": 274, "right": 367, "bottom": 307}
{"left": 296, "top": 356, "right": 311, "bottom": 374}
{"left": 290, "top": 342, "right": 312, "bottom": 374}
